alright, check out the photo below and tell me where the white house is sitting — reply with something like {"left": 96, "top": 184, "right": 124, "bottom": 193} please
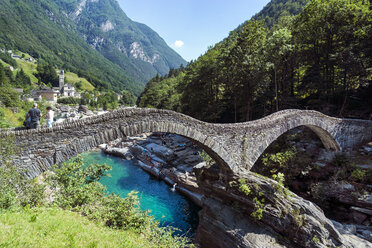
{"left": 61, "top": 82, "right": 78, "bottom": 97}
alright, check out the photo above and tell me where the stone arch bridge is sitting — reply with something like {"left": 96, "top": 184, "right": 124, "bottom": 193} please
{"left": 1, "top": 108, "right": 371, "bottom": 179}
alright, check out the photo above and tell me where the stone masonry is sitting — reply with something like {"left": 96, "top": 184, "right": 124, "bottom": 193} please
{"left": 1, "top": 108, "right": 371, "bottom": 179}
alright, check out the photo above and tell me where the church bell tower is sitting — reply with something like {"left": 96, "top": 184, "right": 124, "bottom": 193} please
{"left": 59, "top": 69, "right": 64, "bottom": 91}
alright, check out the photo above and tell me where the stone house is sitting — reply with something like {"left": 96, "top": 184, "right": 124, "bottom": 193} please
{"left": 24, "top": 69, "right": 82, "bottom": 103}
{"left": 13, "top": 88, "right": 24, "bottom": 94}
{"left": 28, "top": 85, "right": 59, "bottom": 102}
{"left": 12, "top": 88, "right": 24, "bottom": 100}
{"left": 39, "top": 89, "right": 59, "bottom": 102}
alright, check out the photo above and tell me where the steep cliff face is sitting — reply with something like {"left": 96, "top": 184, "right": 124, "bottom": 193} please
{"left": 57, "top": 0, "right": 186, "bottom": 82}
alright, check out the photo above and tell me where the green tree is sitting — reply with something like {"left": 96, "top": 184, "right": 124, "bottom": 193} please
{"left": 120, "top": 90, "right": 137, "bottom": 106}
{"left": 180, "top": 48, "right": 226, "bottom": 122}
{"left": 15, "top": 69, "right": 31, "bottom": 88}
{"left": 34, "top": 63, "right": 59, "bottom": 87}
{"left": 0, "top": 86, "right": 20, "bottom": 107}
{"left": 226, "top": 21, "right": 268, "bottom": 121}
{"left": 97, "top": 92, "right": 118, "bottom": 110}
{"left": 0, "top": 63, "right": 7, "bottom": 86}
{"left": 265, "top": 27, "right": 294, "bottom": 111}
{"left": 80, "top": 92, "right": 93, "bottom": 105}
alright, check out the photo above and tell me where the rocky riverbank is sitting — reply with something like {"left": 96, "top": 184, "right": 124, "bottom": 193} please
{"left": 99, "top": 132, "right": 371, "bottom": 248}
{"left": 99, "top": 133, "right": 205, "bottom": 206}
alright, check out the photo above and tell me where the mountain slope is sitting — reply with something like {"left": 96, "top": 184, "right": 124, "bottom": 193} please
{"left": 0, "top": 0, "right": 186, "bottom": 94}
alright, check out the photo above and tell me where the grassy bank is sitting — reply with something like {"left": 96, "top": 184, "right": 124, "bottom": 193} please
{"left": 0, "top": 149, "right": 192, "bottom": 248}
{"left": 0, "top": 207, "right": 165, "bottom": 248}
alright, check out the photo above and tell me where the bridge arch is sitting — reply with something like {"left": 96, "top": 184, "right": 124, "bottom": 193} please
{"left": 114, "top": 119, "right": 233, "bottom": 175}
{"left": 246, "top": 123, "right": 341, "bottom": 170}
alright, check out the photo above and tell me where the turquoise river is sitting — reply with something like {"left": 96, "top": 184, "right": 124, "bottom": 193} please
{"left": 80, "top": 151, "right": 201, "bottom": 236}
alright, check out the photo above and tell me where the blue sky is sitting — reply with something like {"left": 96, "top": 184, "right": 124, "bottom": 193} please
{"left": 117, "top": 0, "right": 271, "bottom": 62}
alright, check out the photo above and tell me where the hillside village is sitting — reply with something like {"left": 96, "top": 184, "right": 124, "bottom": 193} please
{"left": 0, "top": 48, "right": 136, "bottom": 128}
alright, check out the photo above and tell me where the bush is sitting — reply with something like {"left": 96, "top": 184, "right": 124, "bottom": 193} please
{"left": 349, "top": 168, "right": 366, "bottom": 182}
{"left": 332, "top": 153, "right": 350, "bottom": 167}
{"left": 0, "top": 52, "right": 17, "bottom": 67}
{"left": 47, "top": 156, "right": 110, "bottom": 209}
{"left": 0, "top": 135, "right": 45, "bottom": 210}
{"left": 0, "top": 86, "right": 20, "bottom": 107}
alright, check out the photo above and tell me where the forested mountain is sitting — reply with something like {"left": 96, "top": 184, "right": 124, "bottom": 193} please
{"left": 0, "top": 0, "right": 186, "bottom": 95}
{"left": 55, "top": 0, "right": 186, "bottom": 83}
{"left": 138, "top": 0, "right": 372, "bottom": 123}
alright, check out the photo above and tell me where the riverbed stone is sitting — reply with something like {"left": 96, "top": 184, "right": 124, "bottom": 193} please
{"left": 351, "top": 207, "right": 372, "bottom": 216}
{"left": 78, "top": 105, "right": 89, "bottom": 113}
{"left": 145, "top": 143, "right": 175, "bottom": 161}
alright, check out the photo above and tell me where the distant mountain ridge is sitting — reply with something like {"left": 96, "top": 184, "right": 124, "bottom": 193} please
{"left": 57, "top": 0, "right": 186, "bottom": 82}
{"left": 0, "top": 0, "right": 186, "bottom": 94}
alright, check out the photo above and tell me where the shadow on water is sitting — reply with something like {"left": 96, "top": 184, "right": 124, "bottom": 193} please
{"left": 80, "top": 151, "right": 200, "bottom": 237}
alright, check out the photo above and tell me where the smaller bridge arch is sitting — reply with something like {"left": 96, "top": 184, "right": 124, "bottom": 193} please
{"left": 1, "top": 108, "right": 371, "bottom": 178}
{"left": 236, "top": 110, "right": 371, "bottom": 172}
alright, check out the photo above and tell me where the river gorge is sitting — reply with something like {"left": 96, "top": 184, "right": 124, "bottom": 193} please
{"left": 92, "top": 131, "right": 372, "bottom": 248}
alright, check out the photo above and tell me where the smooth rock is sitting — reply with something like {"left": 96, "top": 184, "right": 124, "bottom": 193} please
{"left": 351, "top": 207, "right": 372, "bottom": 216}
{"left": 344, "top": 224, "right": 357, "bottom": 235}
{"left": 145, "top": 143, "right": 175, "bottom": 161}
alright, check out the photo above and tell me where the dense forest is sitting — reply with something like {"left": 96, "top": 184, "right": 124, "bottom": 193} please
{"left": 252, "top": 0, "right": 310, "bottom": 27}
{"left": 138, "top": 0, "right": 372, "bottom": 123}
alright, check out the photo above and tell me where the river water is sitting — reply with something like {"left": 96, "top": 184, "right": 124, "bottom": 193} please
{"left": 80, "top": 151, "right": 200, "bottom": 236}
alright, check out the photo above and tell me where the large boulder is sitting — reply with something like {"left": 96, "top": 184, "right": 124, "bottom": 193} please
{"left": 78, "top": 105, "right": 89, "bottom": 113}
{"left": 196, "top": 198, "right": 287, "bottom": 248}
{"left": 195, "top": 171, "right": 356, "bottom": 248}
{"left": 59, "top": 105, "right": 71, "bottom": 112}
